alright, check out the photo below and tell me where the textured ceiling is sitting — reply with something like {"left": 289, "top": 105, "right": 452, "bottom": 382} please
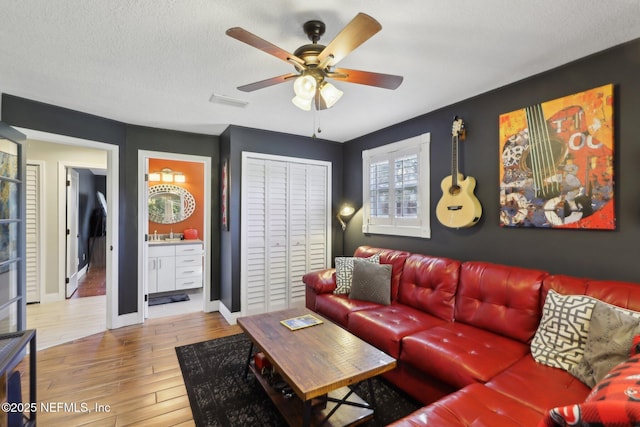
{"left": 1, "top": 1, "right": 639, "bottom": 142}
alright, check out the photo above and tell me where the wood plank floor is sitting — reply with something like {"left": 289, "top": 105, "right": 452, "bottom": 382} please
{"left": 17, "top": 311, "right": 242, "bottom": 426}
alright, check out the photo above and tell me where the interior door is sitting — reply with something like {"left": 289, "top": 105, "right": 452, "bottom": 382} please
{"left": 66, "top": 168, "right": 79, "bottom": 298}
{"left": 25, "top": 163, "right": 41, "bottom": 303}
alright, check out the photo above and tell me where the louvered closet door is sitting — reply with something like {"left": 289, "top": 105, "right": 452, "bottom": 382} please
{"left": 244, "top": 158, "right": 267, "bottom": 314}
{"left": 25, "top": 164, "right": 40, "bottom": 303}
{"left": 288, "top": 163, "right": 328, "bottom": 306}
{"left": 241, "top": 153, "right": 331, "bottom": 315}
{"left": 266, "top": 161, "right": 288, "bottom": 312}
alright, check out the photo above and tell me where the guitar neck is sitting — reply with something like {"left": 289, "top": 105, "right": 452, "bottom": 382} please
{"left": 451, "top": 134, "right": 459, "bottom": 185}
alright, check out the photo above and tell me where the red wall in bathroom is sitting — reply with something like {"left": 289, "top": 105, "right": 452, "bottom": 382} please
{"left": 148, "top": 158, "right": 204, "bottom": 239}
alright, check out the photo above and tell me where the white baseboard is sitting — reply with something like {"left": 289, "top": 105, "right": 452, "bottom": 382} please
{"left": 219, "top": 303, "right": 239, "bottom": 325}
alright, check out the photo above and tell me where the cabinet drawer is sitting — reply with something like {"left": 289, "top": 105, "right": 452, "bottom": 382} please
{"left": 149, "top": 245, "right": 175, "bottom": 257}
{"left": 176, "top": 244, "right": 202, "bottom": 256}
{"left": 176, "top": 266, "right": 202, "bottom": 278}
{"left": 176, "top": 255, "right": 202, "bottom": 268}
{"left": 176, "top": 276, "right": 202, "bottom": 290}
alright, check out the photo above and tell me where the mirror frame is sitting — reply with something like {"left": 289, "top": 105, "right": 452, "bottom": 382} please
{"left": 148, "top": 183, "right": 196, "bottom": 224}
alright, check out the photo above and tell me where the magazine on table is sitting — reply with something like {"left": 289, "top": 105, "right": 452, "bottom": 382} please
{"left": 280, "top": 314, "right": 323, "bottom": 331}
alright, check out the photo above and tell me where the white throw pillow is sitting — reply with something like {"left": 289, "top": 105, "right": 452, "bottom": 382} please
{"left": 333, "top": 254, "right": 380, "bottom": 295}
{"left": 531, "top": 290, "right": 596, "bottom": 370}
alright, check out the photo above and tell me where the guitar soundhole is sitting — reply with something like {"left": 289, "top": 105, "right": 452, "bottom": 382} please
{"left": 449, "top": 185, "right": 461, "bottom": 196}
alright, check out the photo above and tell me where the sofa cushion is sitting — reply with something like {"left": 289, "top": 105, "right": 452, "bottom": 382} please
{"left": 569, "top": 300, "right": 640, "bottom": 387}
{"left": 334, "top": 254, "right": 380, "bottom": 294}
{"left": 349, "top": 259, "right": 392, "bottom": 305}
{"left": 347, "top": 303, "right": 446, "bottom": 358}
{"left": 400, "top": 322, "right": 529, "bottom": 389}
{"left": 396, "top": 253, "right": 461, "bottom": 322}
{"left": 454, "top": 261, "right": 547, "bottom": 343}
{"left": 486, "top": 355, "right": 590, "bottom": 414}
{"left": 388, "top": 384, "right": 543, "bottom": 427}
{"left": 314, "top": 294, "right": 381, "bottom": 327}
{"left": 531, "top": 289, "right": 596, "bottom": 371}
{"left": 353, "top": 246, "right": 411, "bottom": 302}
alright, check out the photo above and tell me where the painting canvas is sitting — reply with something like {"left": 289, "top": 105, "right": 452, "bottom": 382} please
{"left": 499, "top": 84, "right": 614, "bottom": 229}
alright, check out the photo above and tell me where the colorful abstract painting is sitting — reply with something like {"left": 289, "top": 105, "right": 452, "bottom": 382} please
{"left": 499, "top": 84, "right": 614, "bottom": 229}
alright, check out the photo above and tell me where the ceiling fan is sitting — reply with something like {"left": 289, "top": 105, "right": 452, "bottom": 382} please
{"left": 226, "top": 12, "right": 403, "bottom": 111}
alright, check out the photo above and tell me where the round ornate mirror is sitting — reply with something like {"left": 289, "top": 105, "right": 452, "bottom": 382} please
{"left": 148, "top": 184, "right": 196, "bottom": 224}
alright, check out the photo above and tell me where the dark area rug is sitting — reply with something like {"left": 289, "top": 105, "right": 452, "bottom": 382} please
{"left": 148, "top": 293, "right": 190, "bottom": 306}
{"left": 176, "top": 333, "right": 421, "bottom": 427}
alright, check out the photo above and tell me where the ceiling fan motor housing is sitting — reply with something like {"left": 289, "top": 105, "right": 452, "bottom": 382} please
{"left": 303, "top": 20, "right": 325, "bottom": 43}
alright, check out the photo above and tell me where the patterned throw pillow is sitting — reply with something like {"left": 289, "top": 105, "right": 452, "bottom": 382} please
{"left": 569, "top": 301, "right": 640, "bottom": 387}
{"left": 349, "top": 259, "right": 392, "bottom": 305}
{"left": 531, "top": 290, "right": 596, "bottom": 370}
{"left": 541, "top": 356, "right": 640, "bottom": 427}
{"left": 334, "top": 254, "right": 380, "bottom": 295}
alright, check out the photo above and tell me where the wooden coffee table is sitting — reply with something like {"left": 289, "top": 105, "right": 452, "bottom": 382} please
{"left": 238, "top": 308, "right": 396, "bottom": 427}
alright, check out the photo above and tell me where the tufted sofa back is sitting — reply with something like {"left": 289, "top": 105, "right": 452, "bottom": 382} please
{"left": 397, "top": 254, "right": 461, "bottom": 321}
{"left": 542, "top": 274, "right": 640, "bottom": 312}
{"left": 454, "top": 261, "right": 548, "bottom": 343}
{"left": 354, "top": 246, "right": 411, "bottom": 301}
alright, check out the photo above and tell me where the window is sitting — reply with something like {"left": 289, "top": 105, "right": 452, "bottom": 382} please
{"left": 362, "top": 133, "right": 430, "bottom": 238}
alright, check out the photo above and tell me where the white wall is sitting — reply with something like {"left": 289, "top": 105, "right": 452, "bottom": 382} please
{"left": 26, "top": 139, "right": 107, "bottom": 299}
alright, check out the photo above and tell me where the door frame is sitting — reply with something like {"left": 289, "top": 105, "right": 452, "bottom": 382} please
{"left": 65, "top": 168, "right": 80, "bottom": 298}
{"left": 236, "top": 152, "right": 332, "bottom": 322}
{"left": 137, "top": 150, "right": 214, "bottom": 323}
{"left": 16, "top": 127, "right": 122, "bottom": 329}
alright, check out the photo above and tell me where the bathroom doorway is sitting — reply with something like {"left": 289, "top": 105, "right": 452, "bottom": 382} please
{"left": 137, "top": 150, "right": 212, "bottom": 321}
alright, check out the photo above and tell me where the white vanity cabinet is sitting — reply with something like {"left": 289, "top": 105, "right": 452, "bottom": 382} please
{"left": 148, "top": 242, "right": 203, "bottom": 294}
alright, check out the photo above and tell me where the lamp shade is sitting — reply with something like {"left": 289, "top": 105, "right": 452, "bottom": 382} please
{"left": 339, "top": 205, "right": 355, "bottom": 217}
{"left": 293, "top": 75, "right": 317, "bottom": 99}
{"left": 292, "top": 95, "right": 312, "bottom": 111}
{"left": 320, "top": 82, "right": 343, "bottom": 109}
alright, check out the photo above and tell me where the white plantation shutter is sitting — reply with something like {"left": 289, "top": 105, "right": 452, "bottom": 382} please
{"left": 241, "top": 153, "right": 331, "bottom": 315}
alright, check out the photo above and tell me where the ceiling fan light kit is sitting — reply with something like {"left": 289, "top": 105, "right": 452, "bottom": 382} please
{"left": 293, "top": 74, "right": 317, "bottom": 99}
{"left": 226, "top": 12, "right": 403, "bottom": 112}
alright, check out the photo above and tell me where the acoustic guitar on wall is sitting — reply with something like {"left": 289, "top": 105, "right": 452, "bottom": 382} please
{"left": 436, "top": 116, "right": 482, "bottom": 228}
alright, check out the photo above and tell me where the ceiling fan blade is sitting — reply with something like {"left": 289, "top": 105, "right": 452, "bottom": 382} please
{"left": 237, "top": 73, "right": 299, "bottom": 92}
{"left": 226, "top": 27, "right": 305, "bottom": 66}
{"left": 329, "top": 68, "right": 403, "bottom": 89}
{"left": 317, "top": 13, "right": 382, "bottom": 67}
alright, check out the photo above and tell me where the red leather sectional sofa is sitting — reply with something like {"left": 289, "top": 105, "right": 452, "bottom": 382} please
{"left": 303, "top": 246, "right": 640, "bottom": 426}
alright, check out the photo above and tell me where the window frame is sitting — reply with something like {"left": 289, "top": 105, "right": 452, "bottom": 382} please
{"left": 362, "top": 132, "right": 431, "bottom": 238}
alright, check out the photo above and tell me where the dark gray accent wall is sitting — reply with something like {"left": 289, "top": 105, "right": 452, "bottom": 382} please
{"left": 125, "top": 125, "right": 220, "bottom": 311}
{"left": 1, "top": 95, "right": 220, "bottom": 315}
{"left": 342, "top": 39, "right": 640, "bottom": 282}
{"left": 220, "top": 125, "right": 344, "bottom": 313}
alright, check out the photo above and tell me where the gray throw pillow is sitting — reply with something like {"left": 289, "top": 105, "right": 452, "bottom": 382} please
{"left": 334, "top": 254, "right": 380, "bottom": 294}
{"left": 569, "top": 300, "right": 640, "bottom": 387}
{"left": 349, "top": 258, "right": 392, "bottom": 305}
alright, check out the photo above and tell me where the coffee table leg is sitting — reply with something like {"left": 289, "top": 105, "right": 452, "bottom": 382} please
{"left": 367, "top": 379, "right": 379, "bottom": 427}
{"left": 244, "top": 342, "right": 254, "bottom": 379}
{"left": 302, "top": 400, "right": 312, "bottom": 427}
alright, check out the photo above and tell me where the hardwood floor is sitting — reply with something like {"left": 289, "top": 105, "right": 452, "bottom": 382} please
{"left": 17, "top": 311, "right": 242, "bottom": 426}
{"left": 71, "top": 267, "right": 106, "bottom": 299}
